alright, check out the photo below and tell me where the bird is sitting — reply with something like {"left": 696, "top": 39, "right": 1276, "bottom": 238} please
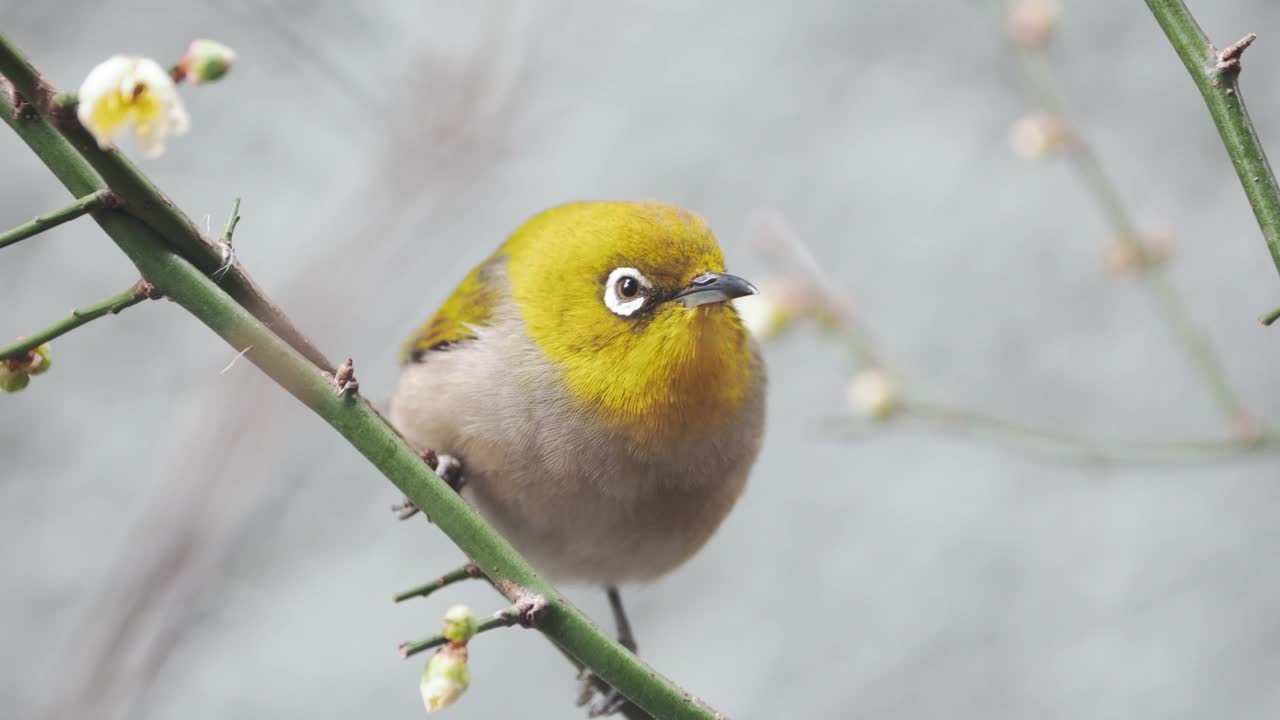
{"left": 390, "top": 200, "right": 766, "bottom": 715}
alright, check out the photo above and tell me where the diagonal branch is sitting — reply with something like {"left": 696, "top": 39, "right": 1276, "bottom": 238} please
{"left": 0, "top": 41, "right": 714, "bottom": 720}
{"left": 1144, "top": 1, "right": 1280, "bottom": 278}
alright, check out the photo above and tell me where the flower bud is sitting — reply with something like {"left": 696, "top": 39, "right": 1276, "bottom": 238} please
{"left": 1105, "top": 230, "right": 1174, "bottom": 274}
{"left": 1145, "top": 228, "right": 1176, "bottom": 263}
{"left": 1104, "top": 240, "right": 1142, "bottom": 274}
{"left": 420, "top": 644, "right": 470, "bottom": 712}
{"left": 180, "top": 39, "right": 237, "bottom": 85}
{"left": 1008, "top": 0, "right": 1061, "bottom": 49}
{"left": 1008, "top": 112, "right": 1070, "bottom": 160}
{"left": 442, "top": 605, "right": 478, "bottom": 645}
{"left": 846, "top": 368, "right": 900, "bottom": 420}
{"left": 0, "top": 365, "right": 30, "bottom": 393}
{"left": 25, "top": 343, "right": 52, "bottom": 376}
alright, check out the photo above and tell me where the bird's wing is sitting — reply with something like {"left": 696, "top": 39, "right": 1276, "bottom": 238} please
{"left": 400, "top": 256, "right": 504, "bottom": 363}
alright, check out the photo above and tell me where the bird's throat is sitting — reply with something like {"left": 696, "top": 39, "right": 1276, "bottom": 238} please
{"left": 556, "top": 306, "right": 755, "bottom": 444}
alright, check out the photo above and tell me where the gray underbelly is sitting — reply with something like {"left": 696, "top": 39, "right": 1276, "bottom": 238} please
{"left": 462, "top": 454, "right": 749, "bottom": 585}
{"left": 390, "top": 315, "right": 764, "bottom": 586}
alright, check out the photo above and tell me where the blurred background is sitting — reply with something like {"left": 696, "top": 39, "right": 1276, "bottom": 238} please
{"left": 4, "top": 1, "right": 1280, "bottom": 718}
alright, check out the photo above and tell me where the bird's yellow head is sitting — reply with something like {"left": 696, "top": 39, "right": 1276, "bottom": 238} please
{"left": 504, "top": 201, "right": 758, "bottom": 442}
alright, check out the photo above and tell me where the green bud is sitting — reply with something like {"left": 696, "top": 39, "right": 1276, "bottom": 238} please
{"left": 420, "top": 644, "right": 470, "bottom": 712}
{"left": 183, "top": 39, "right": 236, "bottom": 85}
{"left": 442, "top": 605, "right": 478, "bottom": 644}
{"left": 26, "top": 343, "right": 52, "bottom": 376}
{"left": 1, "top": 366, "right": 30, "bottom": 393}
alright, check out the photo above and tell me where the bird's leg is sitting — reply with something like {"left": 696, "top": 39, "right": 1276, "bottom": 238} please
{"left": 392, "top": 451, "right": 466, "bottom": 520}
{"left": 607, "top": 587, "right": 638, "bottom": 653}
{"left": 577, "top": 587, "right": 639, "bottom": 717}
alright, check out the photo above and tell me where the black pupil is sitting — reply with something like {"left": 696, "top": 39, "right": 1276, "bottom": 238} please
{"left": 617, "top": 276, "right": 640, "bottom": 299}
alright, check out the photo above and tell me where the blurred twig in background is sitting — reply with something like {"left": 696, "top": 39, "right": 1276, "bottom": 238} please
{"left": 748, "top": 210, "right": 1280, "bottom": 463}
{"left": 987, "top": 0, "right": 1258, "bottom": 436}
{"left": 735, "top": 0, "right": 1280, "bottom": 465}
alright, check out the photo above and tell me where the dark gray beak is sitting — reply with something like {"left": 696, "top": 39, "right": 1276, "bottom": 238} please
{"left": 673, "top": 272, "right": 759, "bottom": 308}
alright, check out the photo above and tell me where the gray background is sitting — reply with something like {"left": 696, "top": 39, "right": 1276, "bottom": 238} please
{"left": 4, "top": 1, "right": 1280, "bottom": 718}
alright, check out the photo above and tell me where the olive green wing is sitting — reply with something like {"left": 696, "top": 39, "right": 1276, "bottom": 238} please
{"left": 400, "top": 256, "right": 504, "bottom": 363}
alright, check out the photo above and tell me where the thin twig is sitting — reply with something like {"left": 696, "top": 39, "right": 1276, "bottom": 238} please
{"left": 900, "top": 401, "right": 1279, "bottom": 463}
{"left": 398, "top": 608, "right": 524, "bottom": 659}
{"left": 0, "top": 188, "right": 117, "bottom": 250}
{"left": 1259, "top": 305, "right": 1280, "bottom": 326}
{"left": 748, "top": 209, "right": 885, "bottom": 369}
{"left": 763, "top": 208, "right": 1280, "bottom": 463}
{"left": 394, "top": 562, "right": 484, "bottom": 603}
{"left": 1144, "top": 2, "right": 1280, "bottom": 278}
{"left": 985, "top": 0, "right": 1253, "bottom": 430}
{"left": 0, "top": 280, "right": 157, "bottom": 362}
{"left": 220, "top": 197, "right": 241, "bottom": 245}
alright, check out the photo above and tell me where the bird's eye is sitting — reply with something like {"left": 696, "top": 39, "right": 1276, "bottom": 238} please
{"left": 616, "top": 275, "right": 641, "bottom": 300}
{"left": 603, "top": 267, "right": 651, "bottom": 317}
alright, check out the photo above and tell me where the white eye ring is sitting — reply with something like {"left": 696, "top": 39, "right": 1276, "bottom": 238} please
{"left": 603, "top": 267, "right": 651, "bottom": 317}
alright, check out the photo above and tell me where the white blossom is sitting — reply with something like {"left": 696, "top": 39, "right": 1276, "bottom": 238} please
{"left": 76, "top": 56, "right": 190, "bottom": 157}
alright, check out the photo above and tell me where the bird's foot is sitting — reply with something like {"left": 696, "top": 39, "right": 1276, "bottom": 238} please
{"left": 576, "top": 669, "right": 633, "bottom": 717}
{"left": 573, "top": 586, "right": 641, "bottom": 716}
{"left": 392, "top": 451, "right": 466, "bottom": 520}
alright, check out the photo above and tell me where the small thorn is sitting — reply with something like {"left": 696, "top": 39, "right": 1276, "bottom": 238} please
{"left": 1217, "top": 32, "right": 1257, "bottom": 71}
{"left": 334, "top": 357, "right": 359, "bottom": 397}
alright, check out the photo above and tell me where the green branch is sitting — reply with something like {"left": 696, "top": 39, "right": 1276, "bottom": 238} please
{"left": 0, "top": 34, "right": 334, "bottom": 372}
{"left": 399, "top": 608, "right": 524, "bottom": 659}
{"left": 1144, "top": 1, "right": 1280, "bottom": 277}
{"left": 0, "top": 188, "right": 116, "bottom": 250}
{"left": 1, "top": 40, "right": 711, "bottom": 720}
{"left": 0, "top": 280, "right": 156, "bottom": 362}
{"left": 1260, "top": 305, "right": 1280, "bottom": 326}
{"left": 394, "top": 562, "right": 484, "bottom": 603}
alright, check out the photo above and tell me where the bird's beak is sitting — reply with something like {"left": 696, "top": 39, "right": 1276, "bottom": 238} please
{"left": 673, "top": 272, "right": 759, "bottom": 308}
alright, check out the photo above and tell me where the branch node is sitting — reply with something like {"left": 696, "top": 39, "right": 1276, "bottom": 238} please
{"left": 98, "top": 188, "right": 124, "bottom": 210}
{"left": 494, "top": 581, "right": 548, "bottom": 627}
{"left": 1216, "top": 32, "right": 1257, "bottom": 72}
{"left": 333, "top": 357, "right": 359, "bottom": 397}
{"left": 133, "top": 279, "right": 162, "bottom": 302}
{"left": 513, "top": 593, "right": 548, "bottom": 627}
